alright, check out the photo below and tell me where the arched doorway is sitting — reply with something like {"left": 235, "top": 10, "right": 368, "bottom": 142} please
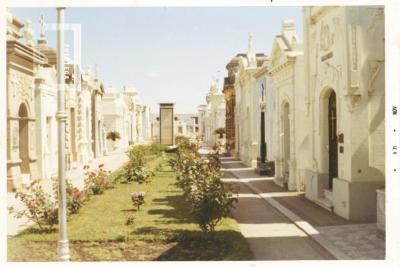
{"left": 18, "top": 103, "right": 30, "bottom": 174}
{"left": 328, "top": 91, "right": 338, "bottom": 189}
{"left": 282, "top": 102, "right": 290, "bottom": 179}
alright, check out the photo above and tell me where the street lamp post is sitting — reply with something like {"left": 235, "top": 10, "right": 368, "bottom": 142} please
{"left": 255, "top": 83, "right": 274, "bottom": 176}
{"left": 260, "top": 83, "right": 267, "bottom": 163}
{"left": 56, "top": 6, "right": 70, "bottom": 262}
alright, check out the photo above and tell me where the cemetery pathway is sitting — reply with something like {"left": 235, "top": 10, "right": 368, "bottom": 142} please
{"left": 220, "top": 157, "right": 335, "bottom": 260}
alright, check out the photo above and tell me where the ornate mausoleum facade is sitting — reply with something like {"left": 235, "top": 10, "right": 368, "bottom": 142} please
{"left": 101, "top": 86, "right": 151, "bottom": 153}
{"left": 6, "top": 11, "right": 153, "bottom": 191}
{"left": 267, "top": 20, "right": 305, "bottom": 191}
{"left": 7, "top": 13, "right": 47, "bottom": 190}
{"left": 302, "top": 6, "right": 385, "bottom": 220}
{"left": 234, "top": 34, "right": 268, "bottom": 167}
{"left": 210, "top": 7, "right": 385, "bottom": 222}
{"left": 223, "top": 55, "right": 240, "bottom": 156}
{"left": 200, "top": 78, "right": 226, "bottom": 148}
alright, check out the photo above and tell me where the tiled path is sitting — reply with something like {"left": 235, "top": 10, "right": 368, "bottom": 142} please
{"left": 7, "top": 152, "right": 129, "bottom": 236}
{"left": 220, "top": 156, "right": 385, "bottom": 260}
{"left": 313, "top": 224, "right": 385, "bottom": 260}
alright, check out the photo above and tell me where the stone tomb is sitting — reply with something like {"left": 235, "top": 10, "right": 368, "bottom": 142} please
{"left": 159, "top": 103, "right": 175, "bottom": 145}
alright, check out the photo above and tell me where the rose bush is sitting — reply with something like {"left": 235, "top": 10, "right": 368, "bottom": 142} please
{"left": 127, "top": 145, "right": 147, "bottom": 167}
{"left": 170, "top": 146, "right": 237, "bottom": 232}
{"left": 131, "top": 191, "right": 145, "bottom": 210}
{"left": 52, "top": 178, "right": 86, "bottom": 215}
{"left": 65, "top": 180, "right": 86, "bottom": 214}
{"left": 9, "top": 180, "right": 58, "bottom": 231}
{"left": 115, "top": 145, "right": 159, "bottom": 184}
{"left": 84, "top": 164, "right": 113, "bottom": 196}
{"left": 189, "top": 170, "right": 237, "bottom": 232}
{"left": 118, "top": 164, "right": 153, "bottom": 184}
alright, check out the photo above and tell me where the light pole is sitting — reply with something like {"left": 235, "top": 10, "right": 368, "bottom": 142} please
{"left": 255, "top": 82, "right": 274, "bottom": 176}
{"left": 56, "top": 6, "right": 70, "bottom": 262}
{"left": 260, "top": 83, "right": 267, "bottom": 163}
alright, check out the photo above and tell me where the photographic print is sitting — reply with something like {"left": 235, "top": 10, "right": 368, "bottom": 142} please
{"left": 3, "top": 0, "right": 397, "bottom": 264}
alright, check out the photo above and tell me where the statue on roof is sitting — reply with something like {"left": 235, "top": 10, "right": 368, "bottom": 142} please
{"left": 210, "top": 77, "right": 219, "bottom": 94}
{"left": 23, "top": 19, "right": 34, "bottom": 47}
{"left": 39, "top": 15, "right": 45, "bottom": 39}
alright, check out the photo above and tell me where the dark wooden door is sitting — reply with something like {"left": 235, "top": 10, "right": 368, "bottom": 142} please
{"left": 328, "top": 92, "right": 338, "bottom": 189}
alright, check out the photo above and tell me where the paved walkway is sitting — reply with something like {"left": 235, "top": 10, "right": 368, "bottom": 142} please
{"left": 220, "top": 156, "right": 385, "bottom": 260}
{"left": 7, "top": 152, "right": 129, "bottom": 237}
{"left": 221, "top": 161, "right": 334, "bottom": 260}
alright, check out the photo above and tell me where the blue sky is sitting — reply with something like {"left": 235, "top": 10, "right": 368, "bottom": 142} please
{"left": 11, "top": 7, "right": 303, "bottom": 114}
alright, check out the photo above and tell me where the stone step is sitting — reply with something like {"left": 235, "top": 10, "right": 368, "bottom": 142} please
{"left": 315, "top": 197, "right": 333, "bottom": 212}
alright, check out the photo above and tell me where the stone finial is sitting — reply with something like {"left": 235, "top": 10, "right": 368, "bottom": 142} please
{"left": 282, "top": 19, "right": 295, "bottom": 31}
{"left": 281, "top": 19, "right": 297, "bottom": 48}
{"left": 23, "top": 19, "right": 34, "bottom": 47}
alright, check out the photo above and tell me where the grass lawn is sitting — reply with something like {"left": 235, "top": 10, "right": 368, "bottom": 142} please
{"left": 8, "top": 153, "right": 253, "bottom": 261}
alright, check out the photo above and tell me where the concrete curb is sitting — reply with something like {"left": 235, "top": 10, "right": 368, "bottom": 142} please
{"left": 226, "top": 168, "right": 338, "bottom": 260}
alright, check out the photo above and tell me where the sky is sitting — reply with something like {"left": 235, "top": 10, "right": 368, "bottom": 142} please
{"left": 11, "top": 7, "right": 303, "bottom": 114}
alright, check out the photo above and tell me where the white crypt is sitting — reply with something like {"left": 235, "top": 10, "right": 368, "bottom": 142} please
{"left": 198, "top": 78, "right": 226, "bottom": 148}
{"left": 6, "top": 11, "right": 153, "bottom": 191}
{"left": 208, "top": 6, "right": 385, "bottom": 221}
{"left": 101, "top": 86, "right": 151, "bottom": 154}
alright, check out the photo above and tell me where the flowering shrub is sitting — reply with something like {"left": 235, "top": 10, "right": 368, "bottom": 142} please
{"left": 66, "top": 181, "right": 86, "bottom": 214}
{"left": 131, "top": 191, "right": 145, "bottom": 210}
{"left": 84, "top": 164, "right": 113, "bottom": 196}
{"left": 189, "top": 171, "right": 237, "bottom": 232}
{"left": 127, "top": 146, "right": 147, "bottom": 167}
{"left": 118, "top": 164, "right": 153, "bottom": 184}
{"left": 52, "top": 178, "right": 86, "bottom": 215}
{"left": 176, "top": 136, "right": 190, "bottom": 149}
{"left": 115, "top": 145, "right": 158, "bottom": 184}
{"left": 9, "top": 180, "right": 58, "bottom": 231}
{"left": 170, "top": 148, "right": 237, "bottom": 232}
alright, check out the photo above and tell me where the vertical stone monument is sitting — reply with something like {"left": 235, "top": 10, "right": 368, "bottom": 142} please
{"left": 159, "top": 103, "right": 175, "bottom": 145}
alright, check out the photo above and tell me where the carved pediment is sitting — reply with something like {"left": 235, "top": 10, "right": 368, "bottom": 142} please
{"left": 270, "top": 38, "right": 288, "bottom": 70}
